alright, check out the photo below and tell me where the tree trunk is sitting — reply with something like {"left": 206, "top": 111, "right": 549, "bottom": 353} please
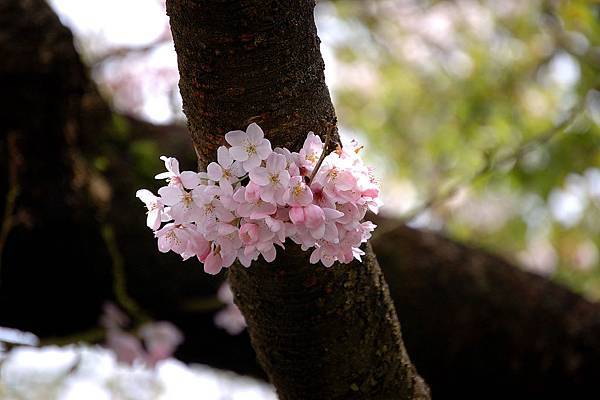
{"left": 165, "top": 1, "right": 429, "bottom": 398}
{"left": 0, "top": 0, "right": 113, "bottom": 335}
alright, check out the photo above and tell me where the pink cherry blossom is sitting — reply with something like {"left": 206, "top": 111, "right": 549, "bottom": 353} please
{"left": 309, "top": 183, "right": 336, "bottom": 209}
{"left": 155, "top": 223, "right": 193, "bottom": 255}
{"left": 139, "top": 321, "right": 183, "bottom": 366}
{"left": 136, "top": 189, "right": 167, "bottom": 230}
{"left": 298, "top": 132, "right": 324, "bottom": 173}
{"left": 158, "top": 185, "right": 202, "bottom": 224}
{"left": 225, "top": 123, "right": 272, "bottom": 172}
{"left": 101, "top": 303, "right": 184, "bottom": 367}
{"left": 155, "top": 156, "right": 201, "bottom": 189}
{"left": 188, "top": 229, "right": 211, "bottom": 261}
{"left": 137, "top": 125, "right": 382, "bottom": 271}
{"left": 275, "top": 147, "right": 300, "bottom": 177}
{"left": 309, "top": 241, "right": 338, "bottom": 268}
{"left": 284, "top": 176, "right": 313, "bottom": 206}
{"left": 239, "top": 223, "right": 260, "bottom": 246}
{"left": 249, "top": 153, "right": 290, "bottom": 204}
{"left": 106, "top": 329, "right": 146, "bottom": 365}
{"left": 207, "top": 146, "right": 245, "bottom": 185}
{"left": 204, "top": 240, "right": 237, "bottom": 275}
{"left": 234, "top": 185, "right": 277, "bottom": 219}
{"left": 193, "top": 185, "right": 234, "bottom": 228}
{"left": 214, "top": 283, "right": 246, "bottom": 335}
{"left": 288, "top": 207, "right": 303, "bottom": 225}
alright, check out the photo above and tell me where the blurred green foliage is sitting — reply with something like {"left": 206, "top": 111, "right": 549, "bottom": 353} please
{"left": 322, "top": 0, "right": 600, "bottom": 298}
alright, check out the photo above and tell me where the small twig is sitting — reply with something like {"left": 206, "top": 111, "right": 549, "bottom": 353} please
{"left": 230, "top": 173, "right": 249, "bottom": 186}
{"left": 179, "top": 296, "right": 224, "bottom": 313}
{"left": 308, "top": 124, "right": 335, "bottom": 184}
{"left": 0, "top": 133, "right": 21, "bottom": 286}
{"left": 101, "top": 224, "right": 150, "bottom": 323}
{"left": 39, "top": 328, "right": 105, "bottom": 347}
{"left": 373, "top": 102, "right": 585, "bottom": 240}
{"left": 90, "top": 36, "right": 171, "bottom": 66}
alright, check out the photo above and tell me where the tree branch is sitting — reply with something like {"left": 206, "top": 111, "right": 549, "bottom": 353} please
{"left": 372, "top": 217, "right": 600, "bottom": 398}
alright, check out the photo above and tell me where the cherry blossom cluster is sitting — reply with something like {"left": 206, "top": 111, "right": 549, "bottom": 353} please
{"left": 136, "top": 123, "right": 381, "bottom": 275}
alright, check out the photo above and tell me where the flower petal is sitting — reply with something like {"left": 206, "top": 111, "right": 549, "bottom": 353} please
{"left": 267, "top": 153, "right": 285, "bottom": 173}
{"left": 309, "top": 248, "right": 321, "bottom": 264}
{"left": 217, "top": 146, "right": 232, "bottom": 167}
{"left": 230, "top": 161, "right": 245, "bottom": 177}
{"left": 204, "top": 252, "right": 223, "bottom": 275}
{"left": 229, "top": 146, "right": 249, "bottom": 162}
{"left": 207, "top": 162, "right": 223, "bottom": 181}
{"left": 250, "top": 202, "right": 277, "bottom": 219}
{"left": 249, "top": 167, "right": 269, "bottom": 186}
{"left": 289, "top": 207, "right": 305, "bottom": 224}
{"left": 136, "top": 189, "right": 155, "bottom": 205}
{"left": 225, "top": 130, "right": 247, "bottom": 147}
{"left": 158, "top": 186, "right": 183, "bottom": 206}
{"left": 154, "top": 172, "right": 172, "bottom": 180}
{"left": 260, "top": 188, "right": 275, "bottom": 204}
{"left": 147, "top": 209, "right": 162, "bottom": 230}
{"left": 243, "top": 156, "right": 261, "bottom": 172}
{"left": 323, "top": 208, "right": 344, "bottom": 220}
{"left": 260, "top": 244, "right": 277, "bottom": 263}
{"left": 256, "top": 139, "right": 272, "bottom": 160}
{"left": 246, "top": 123, "right": 264, "bottom": 143}
{"left": 278, "top": 170, "right": 290, "bottom": 187}
{"left": 336, "top": 171, "right": 356, "bottom": 191}
{"left": 161, "top": 156, "right": 180, "bottom": 175}
{"left": 180, "top": 171, "right": 201, "bottom": 189}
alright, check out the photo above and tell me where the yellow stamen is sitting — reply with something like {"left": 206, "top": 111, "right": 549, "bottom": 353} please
{"left": 182, "top": 192, "right": 193, "bottom": 208}
{"left": 166, "top": 230, "right": 180, "bottom": 245}
{"left": 293, "top": 183, "right": 303, "bottom": 198}
{"left": 307, "top": 152, "right": 318, "bottom": 163}
{"left": 204, "top": 203, "right": 215, "bottom": 215}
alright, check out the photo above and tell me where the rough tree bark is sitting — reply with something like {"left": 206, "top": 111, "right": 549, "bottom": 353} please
{"left": 165, "top": 1, "right": 429, "bottom": 398}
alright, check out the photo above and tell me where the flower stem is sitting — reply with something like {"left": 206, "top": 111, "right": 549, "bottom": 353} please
{"left": 308, "top": 124, "right": 334, "bottom": 184}
{"left": 230, "top": 173, "right": 249, "bottom": 185}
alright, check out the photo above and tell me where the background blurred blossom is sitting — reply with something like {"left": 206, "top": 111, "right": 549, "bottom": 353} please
{"left": 0, "top": 345, "right": 276, "bottom": 400}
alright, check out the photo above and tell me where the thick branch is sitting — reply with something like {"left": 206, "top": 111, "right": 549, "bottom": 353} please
{"left": 372, "top": 218, "right": 600, "bottom": 398}
{"left": 166, "top": 1, "right": 429, "bottom": 398}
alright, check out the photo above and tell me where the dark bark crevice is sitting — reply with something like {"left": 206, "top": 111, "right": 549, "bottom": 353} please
{"left": 166, "top": 0, "right": 429, "bottom": 398}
